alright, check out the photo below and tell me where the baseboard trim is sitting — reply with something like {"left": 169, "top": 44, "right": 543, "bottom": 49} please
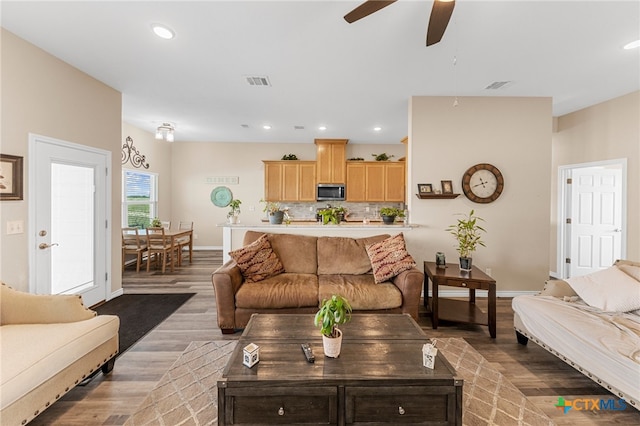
{"left": 429, "top": 290, "right": 540, "bottom": 298}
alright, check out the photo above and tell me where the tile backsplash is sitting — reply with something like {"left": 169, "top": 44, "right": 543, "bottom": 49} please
{"left": 276, "top": 202, "right": 405, "bottom": 221}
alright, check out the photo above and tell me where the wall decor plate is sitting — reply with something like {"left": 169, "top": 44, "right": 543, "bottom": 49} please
{"left": 211, "top": 186, "right": 233, "bottom": 207}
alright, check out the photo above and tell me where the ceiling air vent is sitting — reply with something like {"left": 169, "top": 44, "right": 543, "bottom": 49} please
{"left": 293, "top": 125, "right": 305, "bottom": 130}
{"left": 244, "top": 75, "right": 271, "bottom": 87}
{"left": 485, "top": 81, "right": 512, "bottom": 90}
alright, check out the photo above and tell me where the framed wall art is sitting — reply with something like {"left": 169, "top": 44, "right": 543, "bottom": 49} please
{"left": 417, "top": 183, "right": 433, "bottom": 195}
{"left": 0, "top": 154, "right": 24, "bottom": 201}
{"left": 441, "top": 180, "right": 453, "bottom": 194}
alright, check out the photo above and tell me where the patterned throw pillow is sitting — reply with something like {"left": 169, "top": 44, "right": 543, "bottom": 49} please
{"left": 229, "top": 234, "right": 284, "bottom": 283}
{"left": 365, "top": 233, "right": 417, "bottom": 284}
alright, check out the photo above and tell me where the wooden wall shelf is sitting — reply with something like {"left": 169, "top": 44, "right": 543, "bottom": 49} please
{"left": 415, "top": 193, "right": 460, "bottom": 199}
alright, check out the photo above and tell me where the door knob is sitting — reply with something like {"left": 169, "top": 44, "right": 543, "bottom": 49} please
{"left": 39, "top": 243, "right": 59, "bottom": 249}
{"left": 613, "top": 228, "right": 622, "bottom": 232}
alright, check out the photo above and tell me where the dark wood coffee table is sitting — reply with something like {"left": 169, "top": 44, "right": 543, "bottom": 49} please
{"left": 218, "top": 313, "right": 462, "bottom": 425}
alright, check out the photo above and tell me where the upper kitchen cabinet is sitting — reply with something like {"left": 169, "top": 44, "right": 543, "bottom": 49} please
{"left": 315, "top": 139, "right": 347, "bottom": 184}
{"left": 346, "top": 161, "right": 405, "bottom": 202}
{"left": 263, "top": 161, "right": 316, "bottom": 202}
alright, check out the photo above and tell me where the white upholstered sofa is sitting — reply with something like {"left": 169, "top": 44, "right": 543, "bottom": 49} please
{"left": 512, "top": 260, "right": 640, "bottom": 410}
{"left": 0, "top": 283, "right": 120, "bottom": 425}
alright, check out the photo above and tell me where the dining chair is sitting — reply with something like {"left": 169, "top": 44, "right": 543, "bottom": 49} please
{"left": 145, "top": 227, "right": 179, "bottom": 273}
{"left": 176, "top": 221, "right": 194, "bottom": 266}
{"left": 160, "top": 221, "right": 171, "bottom": 230}
{"left": 121, "top": 227, "right": 147, "bottom": 273}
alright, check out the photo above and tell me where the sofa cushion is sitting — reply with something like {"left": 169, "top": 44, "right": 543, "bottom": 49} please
{"left": 317, "top": 234, "right": 389, "bottom": 275}
{"left": 538, "top": 279, "right": 577, "bottom": 298}
{"left": 268, "top": 233, "right": 318, "bottom": 274}
{"left": 229, "top": 234, "right": 285, "bottom": 283}
{"left": 365, "top": 233, "right": 417, "bottom": 283}
{"left": 0, "top": 315, "right": 119, "bottom": 409}
{"left": 243, "top": 231, "right": 318, "bottom": 274}
{"left": 318, "top": 274, "right": 402, "bottom": 310}
{"left": 235, "top": 273, "right": 319, "bottom": 309}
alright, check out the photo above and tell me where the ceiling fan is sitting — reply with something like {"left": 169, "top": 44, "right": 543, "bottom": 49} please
{"left": 344, "top": 0, "right": 456, "bottom": 46}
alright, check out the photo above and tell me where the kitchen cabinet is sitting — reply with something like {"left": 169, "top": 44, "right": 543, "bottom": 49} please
{"left": 263, "top": 161, "right": 316, "bottom": 202}
{"left": 346, "top": 161, "right": 405, "bottom": 202}
{"left": 315, "top": 139, "right": 347, "bottom": 184}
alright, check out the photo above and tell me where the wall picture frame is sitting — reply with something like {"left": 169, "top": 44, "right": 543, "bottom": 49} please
{"left": 0, "top": 154, "right": 24, "bottom": 201}
{"left": 441, "top": 180, "right": 453, "bottom": 194}
{"left": 418, "top": 183, "right": 433, "bottom": 195}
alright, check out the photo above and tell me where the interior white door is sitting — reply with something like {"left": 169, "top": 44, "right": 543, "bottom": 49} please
{"left": 29, "top": 134, "right": 110, "bottom": 307}
{"left": 569, "top": 166, "right": 623, "bottom": 277}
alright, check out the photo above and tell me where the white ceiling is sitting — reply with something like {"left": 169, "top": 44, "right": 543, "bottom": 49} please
{"left": 2, "top": 1, "right": 639, "bottom": 144}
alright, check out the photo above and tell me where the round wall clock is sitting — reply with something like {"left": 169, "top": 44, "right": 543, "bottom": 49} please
{"left": 461, "top": 163, "right": 504, "bottom": 203}
{"left": 210, "top": 186, "right": 233, "bottom": 207}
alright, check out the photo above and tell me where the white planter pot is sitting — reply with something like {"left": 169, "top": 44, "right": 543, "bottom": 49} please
{"left": 228, "top": 215, "right": 239, "bottom": 224}
{"left": 322, "top": 328, "right": 343, "bottom": 358}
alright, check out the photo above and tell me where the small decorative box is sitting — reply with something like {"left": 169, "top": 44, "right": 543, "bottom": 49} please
{"left": 243, "top": 343, "right": 260, "bottom": 368}
{"left": 422, "top": 342, "right": 438, "bottom": 369}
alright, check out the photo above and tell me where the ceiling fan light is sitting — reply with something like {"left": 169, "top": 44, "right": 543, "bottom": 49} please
{"left": 623, "top": 39, "right": 640, "bottom": 50}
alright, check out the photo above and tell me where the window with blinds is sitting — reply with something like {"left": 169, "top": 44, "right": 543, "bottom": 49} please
{"left": 122, "top": 170, "right": 158, "bottom": 228}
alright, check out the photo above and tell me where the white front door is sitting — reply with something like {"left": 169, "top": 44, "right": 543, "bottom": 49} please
{"left": 568, "top": 165, "right": 624, "bottom": 277}
{"left": 29, "top": 134, "right": 110, "bottom": 307}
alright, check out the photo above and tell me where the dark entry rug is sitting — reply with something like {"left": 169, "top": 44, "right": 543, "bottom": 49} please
{"left": 95, "top": 293, "right": 195, "bottom": 355}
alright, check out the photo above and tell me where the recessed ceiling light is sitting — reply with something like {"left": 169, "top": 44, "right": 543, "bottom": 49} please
{"left": 373, "top": 127, "right": 382, "bottom": 132}
{"left": 623, "top": 39, "right": 640, "bottom": 50}
{"left": 263, "top": 125, "right": 272, "bottom": 130}
{"left": 151, "top": 24, "right": 175, "bottom": 40}
{"left": 318, "top": 126, "right": 327, "bottom": 131}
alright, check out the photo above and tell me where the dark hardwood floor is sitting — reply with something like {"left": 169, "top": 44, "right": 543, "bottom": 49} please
{"left": 29, "top": 251, "right": 639, "bottom": 425}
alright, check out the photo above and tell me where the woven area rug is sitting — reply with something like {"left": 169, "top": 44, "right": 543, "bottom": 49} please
{"left": 124, "top": 338, "right": 554, "bottom": 426}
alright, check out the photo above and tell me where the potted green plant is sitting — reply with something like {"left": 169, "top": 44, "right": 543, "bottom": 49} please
{"left": 446, "top": 209, "right": 486, "bottom": 271}
{"left": 260, "top": 199, "right": 284, "bottom": 224}
{"left": 227, "top": 199, "right": 242, "bottom": 224}
{"left": 150, "top": 217, "right": 162, "bottom": 228}
{"left": 317, "top": 206, "right": 347, "bottom": 225}
{"left": 314, "top": 295, "right": 352, "bottom": 358}
{"left": 379, "top": 207, "right": 404, "bottom": 224}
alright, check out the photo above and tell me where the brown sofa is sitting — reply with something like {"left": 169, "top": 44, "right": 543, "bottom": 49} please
{"left": 212, "top": 231, "right": 424, "bottom": 334}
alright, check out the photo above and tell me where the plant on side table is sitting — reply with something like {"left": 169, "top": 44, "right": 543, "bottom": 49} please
{"left": 260, "top": 199, "right": 284, "bottom": 224}
{"left": 314, "top": 295, "right": 352, "bottom": 358}
{"left": 227, "top": 199, "right": 242, "bottom": 224}
{"left": 379, "top": 207, "right": 404, "bottom": 224}
{"left": 446, "top": 209, "right": 486, "bottom": 271}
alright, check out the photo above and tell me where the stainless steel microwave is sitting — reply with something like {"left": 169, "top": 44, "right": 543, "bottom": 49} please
{"left": 317, "top": 184, "right": 345, "bottom": 201}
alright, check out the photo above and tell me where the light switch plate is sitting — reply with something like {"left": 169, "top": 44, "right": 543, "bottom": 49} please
{"left": 7, "top": 220, "right": 24, "bottom": 235}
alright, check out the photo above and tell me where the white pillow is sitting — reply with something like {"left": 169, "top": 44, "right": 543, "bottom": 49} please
{"left": 565, "top": 266, "right": 640, "bottom": 312}
{"left": 618, "top": 263, "right": 640, "bottom": 282}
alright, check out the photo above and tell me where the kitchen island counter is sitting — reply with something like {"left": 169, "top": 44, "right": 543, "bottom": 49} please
{"left": 218, "top": 222, "right": 416, "bottom": 263}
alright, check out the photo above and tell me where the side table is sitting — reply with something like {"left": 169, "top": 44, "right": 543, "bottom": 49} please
{"left": 423, "top": 261, "right": 497, "bottom": 338}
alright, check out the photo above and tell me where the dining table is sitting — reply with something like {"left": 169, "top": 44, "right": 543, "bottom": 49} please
{"left": 141, "top": 228, "right": 193, "bottom": 273}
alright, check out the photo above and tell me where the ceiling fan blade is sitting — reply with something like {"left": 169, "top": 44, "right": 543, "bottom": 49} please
{"left": 426, "top": 0, "right": 455, "bottom": 46}
{"left": 344, "top": 0, "right": 397, "bottom": 24}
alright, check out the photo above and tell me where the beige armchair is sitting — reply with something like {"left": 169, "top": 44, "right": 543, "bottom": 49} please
{"left": 1, "top": 283, "right": 119, "bottom": 425}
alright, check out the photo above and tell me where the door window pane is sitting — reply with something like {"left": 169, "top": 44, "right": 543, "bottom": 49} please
{"left": 51, "top": 163, "right": 94, "bottom": 294}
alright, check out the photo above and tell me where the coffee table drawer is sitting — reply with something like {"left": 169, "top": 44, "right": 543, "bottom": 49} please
{"left": 224, "top": 386, "right": 338, "bottom": 425}
{"left": 346, "top": 386, "right": 456, "bottom": 425}
{"left": 446, "top": 278, "right": 483, "bottom": 289}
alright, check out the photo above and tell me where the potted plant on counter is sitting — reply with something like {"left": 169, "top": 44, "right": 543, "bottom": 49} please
{"left": 379, "top": 207, "right": 404, "bottom": 224}
{"left": 227, "top": 199, "right": 242, "bottom": 224}
{"left": 446, "top": 209, "right": 486, "bottom": 271}
{"left": 314, "top": 295, "right": 352, "bottom": 358}
{"left": 260, "top": 199, "right": 284, "bottom": 224}
{"left": 317, "top": 206, "right": 347, "bottom": 225}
